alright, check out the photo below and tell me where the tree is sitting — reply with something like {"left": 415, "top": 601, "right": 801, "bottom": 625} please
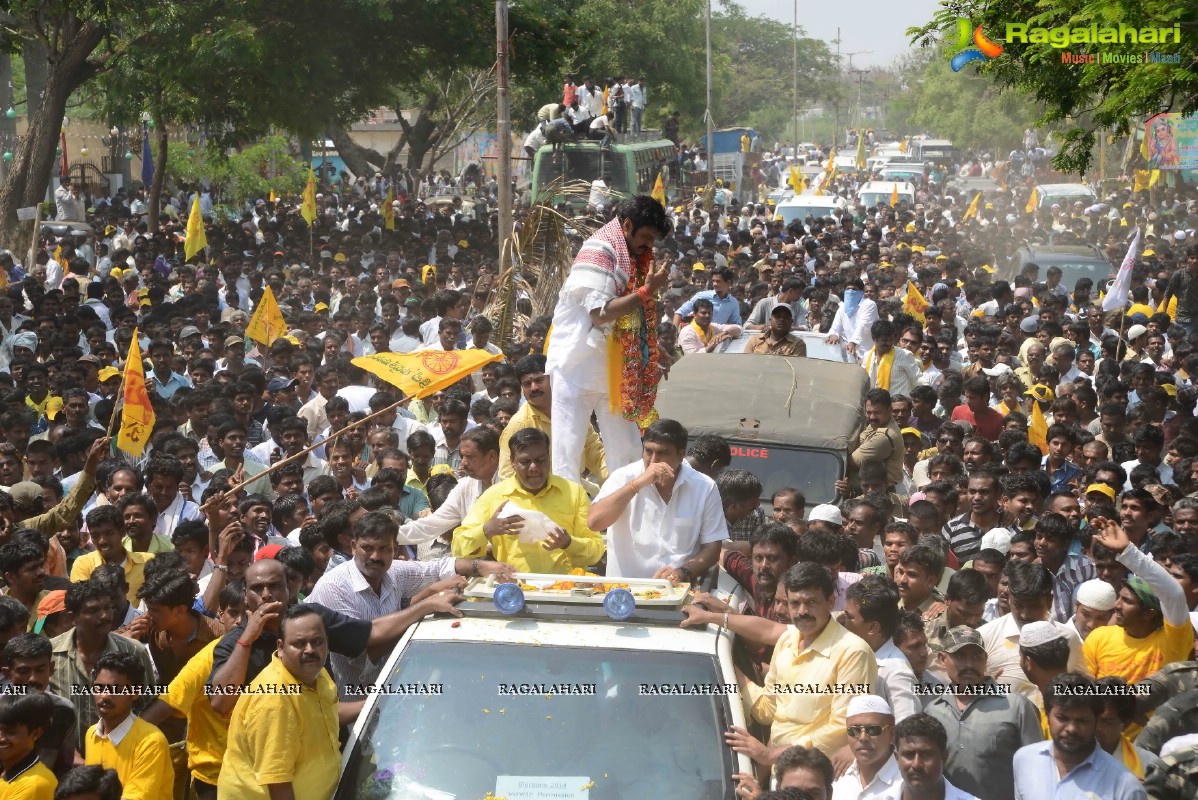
{"left": 904, "top": 46, "right": 1042, "bottom": 154}
{"left": 908, "top": 0, "right": 1198, "bottom": 175}
{"left": 711, "top": 2, "right": 839, "bottom": 143}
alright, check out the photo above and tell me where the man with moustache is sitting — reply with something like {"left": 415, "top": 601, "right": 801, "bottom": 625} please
{"left": 217, "top": 606, "right": 341, "bottom": 800}
{"left": 307, "top": 511, "right": 514, "bottom": 694}
{"left": 498, "top": 354, "right": 607, "bottom": 483}
{"left": 922, "top": 626, "right": 1042, "bottom": 800}
{"left": 546, "top": 195, "right": 671, "bottom": 482}
{"left": 886, "top": 714, "right": 979, "bottom": 800}
{"left": 590, "top": 418, "right": 728, "bottom": 581}
{"left": 831, "top": 695, "right": 901, "bottom": 800}
{"left": 727, "top": 562, "right": 878, "bottom": 765}
{"left": 721, "top": 524, "right": 798, "bottom": 619}
{"left": 207, "top": 558, "right": 468, "bottom": 715}
{"left": 1012, "top": 673, "right": 1146, "bottom": 800}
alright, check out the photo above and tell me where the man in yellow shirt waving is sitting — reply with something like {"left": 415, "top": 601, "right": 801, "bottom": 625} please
{"left": 454, "top": 428, "right": 604, "bottom": 573}
{"left": 83, "top": 652, "right": 174, "bottom": 800}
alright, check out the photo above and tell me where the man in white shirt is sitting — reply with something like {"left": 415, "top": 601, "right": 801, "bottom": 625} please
{"left": 399, "top": 427, "right": 501, "bottom": 558}
{"left": 54, "top": 181, "right": 86, "bottom": 221}
{"left": 832, "top": 695, "right": 902, "bottom": 800}
{"left": 588, "top": 418, "right": 727, "bottom": 581}
{"left": 628, "top": 78, "right": 647, "bottom": 133}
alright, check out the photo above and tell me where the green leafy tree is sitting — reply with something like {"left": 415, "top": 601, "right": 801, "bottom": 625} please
{"left": 906, "top": 46, "right": 1042, "bottom": 154}
{"left": 908, "top": 0, "right": 1198, "bottom": 175}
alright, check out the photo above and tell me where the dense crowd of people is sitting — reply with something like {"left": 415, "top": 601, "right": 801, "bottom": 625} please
{"left": 0, "top": 134, "right": 1197, "bottom": 800}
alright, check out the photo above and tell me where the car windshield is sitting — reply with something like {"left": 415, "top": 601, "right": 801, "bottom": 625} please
{"left": 778, "top": 204, "right": 837, "bottom": 224}
{"left": 336, "top": 640, "right": 736, "bottom": 800}
{"left": 727, "top": 444, "right": 841, "bottom": 504}
{"left": 859, "top": 192, "right": 910, "bottom": 208}
{"left": 1041, "top": 259, "right": 1111, "bottom": 291}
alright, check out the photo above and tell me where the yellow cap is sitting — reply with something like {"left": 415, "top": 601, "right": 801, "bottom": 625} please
{"left": 935, "top": 254, "right": 948, "bottom": 261}
{"left": 458, "top": 240, "right": 469, "bottom": 248}
{"left": 98, "top": 366, "right": 120, "bottom": 382}
{"left": 284, "top": 335, "right": 301, "bottom": 346}
{"left": 314, "top": 302, "right": 329, "bottom": 313}
{"left": 980, "top": 264, "right": 996, "bottom": 274}
{"left": 1085, "top": 483, "right": 1116, "bottom": 501}
{"left": 905, "top": 223, "right": 916, "bottom": 232}
{"left": 1162, "top": 383, "right": 1178, "bottom": 397}
{"left": 333, "top": 253, "right": 348, "bottom": 263}
{"left": 900, "top": 427, "right": 922, "bottom": 439}
{"left": 1143, "top": 248, "right": 1156, "bottom": 256}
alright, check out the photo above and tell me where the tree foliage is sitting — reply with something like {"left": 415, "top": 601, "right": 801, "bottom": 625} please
{"left": 905, "top": 46, "right": 1042, "bottom": 155}
{"left": 907, "top": 0, "right": 1198, "bottom": 175}
{"left": 166, "top": 136, "right": 307, "bottom": 205}
{"left": 712, "top": 2, "right": 839, "bottom": 142}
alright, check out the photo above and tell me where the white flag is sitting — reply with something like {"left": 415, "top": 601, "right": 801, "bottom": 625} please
{"left": 1102, "top": 228, "right": 1140, "bottom": 313}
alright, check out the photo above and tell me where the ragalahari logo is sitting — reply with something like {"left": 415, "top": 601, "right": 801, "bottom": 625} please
{"left": 950, "top": 17, "right": 1004, "bottom": 71}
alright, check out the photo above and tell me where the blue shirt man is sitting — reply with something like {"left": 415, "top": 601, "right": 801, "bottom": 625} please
{"left": 674, "top": 267, "right": 742, "bottom": 325}
{"left": 1012, "top": 674, "right": 1146, "bottom": 800}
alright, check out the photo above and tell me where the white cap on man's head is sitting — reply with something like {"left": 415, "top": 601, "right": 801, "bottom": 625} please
{"left": 808, "top": 504, "right": 843, "bottom": 526}
{"left": 1076, "top": 579, "right": 1117, "bottom": 612}
{"left": 847, "top": 694, "right": 893, "bottom": 718}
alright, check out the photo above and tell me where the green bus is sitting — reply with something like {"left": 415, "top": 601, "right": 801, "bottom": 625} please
{"left": 529, "top": 137, "right": 677, "bottom": 209}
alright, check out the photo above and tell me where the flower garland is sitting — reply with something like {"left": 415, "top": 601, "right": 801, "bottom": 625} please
{"left": 610, "top": 247, "right": 660, "bottom": 430}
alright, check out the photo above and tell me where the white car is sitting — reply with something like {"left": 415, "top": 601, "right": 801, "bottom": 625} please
{"left": 774, "top": 194, "right": 849, "bottom": 226}
{"left": 335, "top": 573, "right": 752, "bottom": 800}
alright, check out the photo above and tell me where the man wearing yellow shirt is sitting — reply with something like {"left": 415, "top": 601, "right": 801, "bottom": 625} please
{"left": 218, "top": 605, "right": 341, "bottom": 800}
{"left": 83, "top": 652, "right": 174, "bottom": 800}
{"left": 1083, "top": 517, "right": 1195, "bottom": 684}
{"left": 69, "top": 507, "right": 154, "bottom": 605}
{"left": 0, "top": 692, "right": 58, "bottom": 799}
{"left": 455, "top": 428, "right": 604, "bottom": 574}
{"left": 142, "top": 639, "right": 227, "bottom": 800}
{"left": 498, "top": 355, "right": 607, "bottom": 482}
{"left": 729, "top": 561, "right": 878, "bottom": 763}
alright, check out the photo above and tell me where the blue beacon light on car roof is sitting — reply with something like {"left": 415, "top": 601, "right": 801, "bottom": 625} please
{"left": 493, "top": 583, "right": 525, "bottom": 615}
{"left": 603, "top": 588, "right": 636, "bottom": 621}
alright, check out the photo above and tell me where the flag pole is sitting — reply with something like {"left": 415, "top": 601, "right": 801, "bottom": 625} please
{"left": 200, "top": 398, "right": 406, "bottom": 511}
{"left": 106, "top": 375, "right": 126, "bottom": 437}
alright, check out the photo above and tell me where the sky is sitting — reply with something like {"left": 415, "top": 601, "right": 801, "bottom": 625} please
{"left": 737, "top": 0, "right": 942, "bottom": 68}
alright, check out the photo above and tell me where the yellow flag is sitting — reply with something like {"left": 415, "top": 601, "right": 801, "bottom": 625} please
{"left": 651, "top": 172, "right": 666, "bottom": 205}
{"left": 184, "top": 193, "right": 207, "bottom": 261}
{"left": 889, "top": 185, "right": 899, "bottom": 208}
{"left": 789, "top": 166, "right": 803, "bottom": 193}
{"left": 1025, "top": 188, "right": 1038, "bottom": 214}
{"left": 902, "top": 281, "right": 929, "bottom": 323}
{"left": 962, "top": 192, "right": 981, "bottom": 221}
{"left": 1149, "top": 169, "right": 1160, "bottom": 188}
{"left": 245, "top": 285, "right": 286, "bottom": 347}
{"left": 1029, "top": 398, "right": 1048, "bottom": 455}
{"left": 353, "top": 350, "right": 504, "bottom": 400}
{"left": 824, "top": 148, "right": 836, "bottom": 174}
{"left": 855, "top": 133, "right": 867, "bottom": 169}
{"left": 269, "top": 189, "right": 278, "bottom": 203}
{"left": 383, "top": 188, "right": 395, "bottom": 230}
{"left": 116, "top": 331, "right": 155, "bottom": 457}
{"left": 53, "top": 245, "right": 62, "bottom": 264}
{"left": 301, "top": 169, "right": 317, "bottom": 226}
{"left": 899, "top": 138, "right": 908, "bottom": 154}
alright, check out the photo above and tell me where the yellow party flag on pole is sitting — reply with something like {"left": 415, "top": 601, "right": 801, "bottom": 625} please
{"left": 269, "top": 189, "right": 278, "bottom": 203}
{"left": 651, "top": 171, "right": 666, "bottom": 205}
{"left": 899, "top": 137, "right": 907, "bottom": 154}
{"left": 1025, "top": 188, "right": 1039, "bottom": 214}
{"left": 962, "top": 192, "right": 981, "bottom": 221}
{"left": 184, "top": 192, "right": 207, "bottom": 262}
{"left": 902, "top": 281, "right": 929, "bottom": 323}
{"left": 1029, "top": 397, "right": 1049, "bottom": 455}
{"left": 788, "top": 166, "right": 802, "bottom": 193}
{"left": 353, "top": 350, "right": 504, "bottom": 400}
{"left": 245, "top": 285, "right": 286, "bottom": 347}
{"left": 383, "top": 188, "right": 395, "bottom": 230}
{"left": 301, "top": 169, "right": 317, "bottom": 226}
{"left": 855, "top": 133, "right": 867, "bottom": 170}
{"left": 116, "top": 331, "right": 155, "bottom": 456}
{"left": 889, "top": 185, "right": 899, "bottom": 208}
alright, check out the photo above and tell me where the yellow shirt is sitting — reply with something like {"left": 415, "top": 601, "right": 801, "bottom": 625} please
{"left": 0, "top": 759, "right": 57, "bottom": 800}
{"left": 498, "top": 401, "right": 608, "bottom": 482}
{"left": 1083, "top": 619, "right": 1195, "bottom": 684}
{"left": 741, "top": 617, "right": 879, "bottom": 758}
{"left": 84, "top": 716, "right": 174, "bottom": 800}
{"left": 1127, "top": 303, "right": 1156, "bottom": 319}
{"left": 159, "top": 639, "right": 227, "bottom": 787}
{"left": 453, "top": 475, "right": 604, "bottom": 574}
{"left": 218, "top": 655, "right": 340, "bottom": 800}
{"left": 69, "top": 551, "right": 155, "bottom": 604}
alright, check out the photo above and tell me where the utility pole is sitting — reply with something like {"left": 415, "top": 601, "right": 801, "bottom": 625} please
{"left": 496, "top": 0, "right": 512, "bottom": 246}
{"left": 841, "top": 49, "right": 872, "bottom": 143}
{"left": 833, "top": 28, "right": 840, "bottom": 150}
{"left": 792, "top": 0, "right": 798, "bottom": 147}
{"left": 705, "top": 0, "right": 715, "bottom": 206}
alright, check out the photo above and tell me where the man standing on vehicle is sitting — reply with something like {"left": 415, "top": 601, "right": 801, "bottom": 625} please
{"left": 588, "top": 418, "right": 727, "bottom": 581}
{"left": 851, "top": 389, "right": 905, "bottom": 490}
{"left": 545, "top": 196, "right": 671, "bottom": 484}
{"left": 728, "top": 562, "right": 878, "bottom": 764}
